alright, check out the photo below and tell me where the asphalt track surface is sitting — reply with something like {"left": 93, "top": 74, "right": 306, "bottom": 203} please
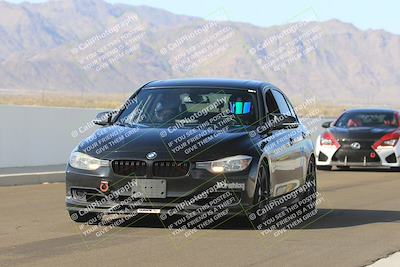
{"left": 0, "top": 169, "right": 399, "bottom": 267}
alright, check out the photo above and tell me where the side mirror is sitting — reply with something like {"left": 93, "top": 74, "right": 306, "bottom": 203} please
{"left": 322, "top": 121, "right": 333, "bottom": 128}
{"left": 281, "top": 115, "right": 297, "bottom": 124}
{"left": 93, "top": 111, "right": 113, "bottom": 126}
{"left": 259, "top": 114, "right": 299, "bottom": 135}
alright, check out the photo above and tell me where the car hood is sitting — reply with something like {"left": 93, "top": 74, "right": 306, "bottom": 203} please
{"left": 78, "top": 125, "right": 259, "bottom": 161}
{"left": 328, "top": 127, "right": 396, "bottom": 141}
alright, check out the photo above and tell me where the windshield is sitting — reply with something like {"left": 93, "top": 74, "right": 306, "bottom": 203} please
{"left": 335, "top": 111, "right": 399, "bottom": 128}
{"left": 116, "top": 88, "right": 259, "bottom": 129}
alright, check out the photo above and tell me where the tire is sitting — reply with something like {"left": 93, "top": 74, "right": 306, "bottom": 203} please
{"left": 391, "top": 167, "right": 400, "bottom": 171}
{"left": 68, "top": 211, "right": 103, "bottom": 224}
{"left": 303, "top": 157, "right": 317, "bottom": 212}
{"left": 251, "top": 164, "right": 269, "bottom": 228}
{"left": 317, "top": 165, "right": 332, "bottom": 171}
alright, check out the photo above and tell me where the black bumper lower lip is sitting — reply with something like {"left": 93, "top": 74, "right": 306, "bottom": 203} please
{"left": 65, "top": 195, "right": 246, "bottom": 216}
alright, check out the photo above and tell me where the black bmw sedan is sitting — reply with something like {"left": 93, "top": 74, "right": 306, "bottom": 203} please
{"left": 66, "top": 79, "right": 316, "bottom": 226}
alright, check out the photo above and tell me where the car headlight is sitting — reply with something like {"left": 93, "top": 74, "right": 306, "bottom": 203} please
{"left": 196, "top": 155, "right": 252, "bottom": 173}
{"left": 382, "top": 139, "right": 398, "bottom": 147}
{"left": 69, "top": 152, "right": 109, "bottom": 170}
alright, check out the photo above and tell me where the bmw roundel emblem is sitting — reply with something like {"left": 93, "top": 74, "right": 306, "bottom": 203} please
{"left": 146, "top": 152, "right": 157, "bottom": 160}
{"left": 350, "top": 142, "right": 361, "bottom": 150}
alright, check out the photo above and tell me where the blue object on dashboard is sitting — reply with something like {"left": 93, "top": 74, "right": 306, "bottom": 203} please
{"left": 230, "top": 101, "right": 251, "bottom": 114}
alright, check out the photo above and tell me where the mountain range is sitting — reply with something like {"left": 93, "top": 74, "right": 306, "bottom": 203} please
{"left": 0, "top": 0, "right": 399, "bottom": 106}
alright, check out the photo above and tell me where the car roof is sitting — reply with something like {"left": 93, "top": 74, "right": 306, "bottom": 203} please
{"left": 143, "top": 78, "right": 274, "bottom": 91}
{"left": 344, "top": 108, "right": 398, "bottom": 113}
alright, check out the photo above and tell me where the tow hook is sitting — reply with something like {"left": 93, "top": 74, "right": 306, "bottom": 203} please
{"left": 99, "top": 180, "right": 109, "bottom": 193}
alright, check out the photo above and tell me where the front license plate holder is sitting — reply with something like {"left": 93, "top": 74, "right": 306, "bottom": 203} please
{"left": 137, "top": 208, "right": 161, "bottom": 214}
{"left": 132, "top": 179, "right": 166, "bottom": 198}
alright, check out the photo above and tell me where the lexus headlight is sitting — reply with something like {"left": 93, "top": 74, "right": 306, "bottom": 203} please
{"left": 196, "top": 155, "right": 252, "bottom": 173}
{"left": 69, "top": 152, "right": 109, "bottom": 170}
{"left": 382, "top": 139, "right": 398, "bottom": 147}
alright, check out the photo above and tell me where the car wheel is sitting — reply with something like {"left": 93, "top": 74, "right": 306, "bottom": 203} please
{"left": 68, "top": 211, "right": 102, "bottom": 224}
{"left": 316, "top": 165, "right": 332, "bottom": 171}
{"left": 251, "top": 164, "right": 269, "bottom": 227}
{"left": 391, "top": 167, "right": 400, "bottom": 171}
{"left": 337, "top": 166, "right": 350, "bottom": 170}
{"left": 304, "top": 157, "right": 317, "bottom": 211}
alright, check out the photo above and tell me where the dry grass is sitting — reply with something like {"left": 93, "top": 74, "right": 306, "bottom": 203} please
{"left": 299, "top": 103, "right": 348, "bottom": 118}
{"left": 0, "top": 93, "right": 396, "bottom": 118}
{"left": 0, "top": 92, "right": 128, "bottom": 109}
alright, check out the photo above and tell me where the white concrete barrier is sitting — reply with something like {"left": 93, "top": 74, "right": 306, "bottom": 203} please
{"left": 0, "top": 105, "right": 106, "bottom": 168}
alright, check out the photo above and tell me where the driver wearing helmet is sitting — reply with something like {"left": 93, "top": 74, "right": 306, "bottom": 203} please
{"left": 153, "top": 93, "right": 180, "bottom": 123}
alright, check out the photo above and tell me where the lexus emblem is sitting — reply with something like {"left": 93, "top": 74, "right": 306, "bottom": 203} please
{"left": 146, "top": 152, "right": 157, "bottom": 160}
{"left": 350, "top": 142, "right": 361, "bottom": 150}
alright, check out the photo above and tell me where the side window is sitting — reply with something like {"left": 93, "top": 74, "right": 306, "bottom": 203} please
{"left": 271, "top": 90, "right": 291, "bottom": 116}
{"left": 286, "top": 98, "right": 298, "bottom": 121}
{"left": 265, "top": 90, "right": 280, "bottom": 114}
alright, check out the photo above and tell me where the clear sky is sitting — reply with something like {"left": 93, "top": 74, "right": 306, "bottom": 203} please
{"left": 6, "top": 0, "right": 400, "bottom": 35}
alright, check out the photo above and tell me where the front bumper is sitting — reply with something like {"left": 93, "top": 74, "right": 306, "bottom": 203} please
{"left": 65, "top": 160, "right": 259, "bottom": 217}
{"left": 316, "top": 138, "right": 400, "bottom": 168}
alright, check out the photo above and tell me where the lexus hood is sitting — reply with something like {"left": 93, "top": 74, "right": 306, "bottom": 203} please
{"left": 327, "top": 127, "right": 397, "bottom": 141}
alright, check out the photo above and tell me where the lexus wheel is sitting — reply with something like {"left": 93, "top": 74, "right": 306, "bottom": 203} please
{"left": 337, "top": 166, "right": 350, "bottom": 170}
{"left": 317, "top": 165, "right": 332, "bottom": 171}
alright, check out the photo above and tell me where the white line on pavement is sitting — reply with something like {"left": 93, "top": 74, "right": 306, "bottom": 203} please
{"left": 0, "top": 171, "right": 65, "bottom": 178}
{"left": 368, "top": 252, "right": 400, "bottom": 267}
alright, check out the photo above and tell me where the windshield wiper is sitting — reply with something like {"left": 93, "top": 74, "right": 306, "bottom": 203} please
{"left": 114, "top": 122, "right": 149, "bottom": 128}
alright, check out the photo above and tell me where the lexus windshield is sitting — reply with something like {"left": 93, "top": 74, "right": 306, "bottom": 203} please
{"left": 115, "top": 88, "right": 259, "bottom": 129}
{"left": 335, "top": 111, "right": 399, "bottom": 128}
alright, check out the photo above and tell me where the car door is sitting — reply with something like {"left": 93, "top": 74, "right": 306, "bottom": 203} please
{"left": 263, "top": 89, "right": 303, "bottom": 197}
{"left": 279, "top": 92, "right": 307, "bottom": 184}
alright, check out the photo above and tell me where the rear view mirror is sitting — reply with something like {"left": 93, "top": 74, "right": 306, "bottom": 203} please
{"left": 322, "top": 121, "right": 333, "bottom": 128}
{"left": 93, "top": 111, "right": 113, "bottom": 126}
{"left": 186, "top": 94, "right": 210, "bottom": 104}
